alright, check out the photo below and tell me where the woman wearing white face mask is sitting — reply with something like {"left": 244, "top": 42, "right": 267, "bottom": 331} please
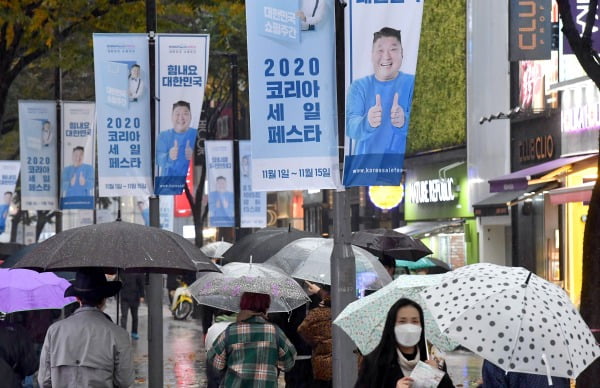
{"left": 355, "top": 298, "right": 455, "bottom": 388}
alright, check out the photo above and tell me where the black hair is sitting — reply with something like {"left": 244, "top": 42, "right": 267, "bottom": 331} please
{"left": 216, "top": 176, "right": 226, "bottom": 181}
{"left": 357, "top": 298, "right": 427, "bottom": 387}
{"left": 379, "top": 254, "right": 396, "bottom": 269}
{"left": 172, "top": 100, "right": 191, "bottom": 111}
{"left": 131, "top": 64, "right": 140, "bottom": 69}
{"left": 373, "top": 27, "right": 402, "bottom": 46}
{"left": 73, "top": 146, "right": 84, "bottom": 153}
{"left": 78, "top": 295, "right": 105, "bottom": 307}
{"left": 4, "top": 191, "right": 12, "bottom": 196}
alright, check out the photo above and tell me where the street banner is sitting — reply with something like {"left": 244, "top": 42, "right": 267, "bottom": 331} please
{"left": 155, "top": 34, "right": 209, "bottom": 195}
{"left": 18, "top": 100, "right": 58, "bottom": 210}
{"left": 160, "top": 196, "right": 175, "bottom": 231}
{"left": 239, "top": 140, "right": 267, "bottom": 228}
{"left": 93, "top": 34, "right": 153, "bottom": 198}
{"left": 509, "top": 0, "right": 551, "bottom": 60}
{"left": 0, "top": 161, "right": 20, "bottom": 235}
{"left": 563, "top": 0, "right": 600, "bottom": 54}
{"left": 343, "top": 0, "right": 424, "bottom": 186}
{"left": 60, "top": 102, "right": 96, "bottom": 209}
{"left": 246, "top": 0, "right": 341, "bottom": 191}
{"left": 206, "top": 140, "right": 235, "bottom": 227}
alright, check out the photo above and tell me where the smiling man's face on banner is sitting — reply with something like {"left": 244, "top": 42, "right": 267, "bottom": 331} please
{"left": 372, "top": 36, "right": 403, "bottom": 82}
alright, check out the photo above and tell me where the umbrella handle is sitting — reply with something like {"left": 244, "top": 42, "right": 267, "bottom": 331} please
{"left": 541, "top": 353, "right": 553, "bottom": 386}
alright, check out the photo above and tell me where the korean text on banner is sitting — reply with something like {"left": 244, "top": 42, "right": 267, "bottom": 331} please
{"left": 155, "top": 34, "right": 209, "bottom": 195}
{"left": 206, "top": 141, "right": 235, "bottom": 227}
{"left": 342, "top": 0, "right": 424, "bottom": 187}
{"left": 60, "top": 102, "right": 96, "bottom": 210}
{"left": 0, "top": 161, "right": 20, "bottom": 235}
{"left": 239, "top": 141, "right": 266, "bottom": 228}
{"left": 246, "top": 0, "right": 340, "bottom": 191}
{"left": 18, "top": 100, "right": 58, "bottom": 210}
{"left": 93, "top": 34, "right": 153, "bottom": 197}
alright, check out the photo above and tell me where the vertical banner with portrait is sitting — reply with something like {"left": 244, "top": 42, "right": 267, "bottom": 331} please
{"left": 18, "top": 100, "right": 58, "bottom": 210}
{"left": 0, "top": 161, "right": 20, "bottom": 236}
{"left": 246, "top": 0, "right": 341, "bottom": 191}
{"left": 93, "top": 34, "right": 153, "bottom": 198}
{"left": 60, "top": 102, "right": 96, "bottom": 210}
{"left": 342, "top": 1, "right": 424, "bottom": 187}
{"left": 155, "top": 34, "right": 209, "bottom": 195}
{"left": 205, "top": 141, "right": 235, "bottom": 227}
{"left": 239, "top": 140, "right": 267, "bottom": 228}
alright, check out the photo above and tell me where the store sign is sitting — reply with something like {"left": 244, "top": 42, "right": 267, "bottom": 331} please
{"left": 517, "top": 134, "right": 555, "bottom": 163}
{"left": 563, "top": 0, "right": 600, "bottom": 55}
{"left": 407, "top": 178, "right": 456, "bottom": 204}
{"left": 509, "top": 0, "right": 551, "bottom": 60}
{"left": 562, "top": 102, "right": 600, "bottom": 132}
{"left": 511, "top": 111, "right": 560, "bottom": 170}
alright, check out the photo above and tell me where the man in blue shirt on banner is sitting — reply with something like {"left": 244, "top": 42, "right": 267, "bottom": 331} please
{"left": 61, "top": 146, "right": 94, "bottom": 198}
{"left": 346, "top": 27, "right": 414, "bottom": 156}
{"left": 156, "top": 100, "right": 196, "bottom": 185}
{"left": 209, "top": 176, "right": 234, "bottom": 225}
{"left": 0, "top": 192, "right": 12, "bottom": 234}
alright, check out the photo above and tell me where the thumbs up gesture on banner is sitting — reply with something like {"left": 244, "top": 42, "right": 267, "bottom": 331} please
{"left": 185, "top": 140, "right": 193, "bottom": 160}
{"left": 390, "top": 92, "right": 405, "bottom": 128}
{"left": 368, "top": 94, "right": 382, "bottom": 128}
{"left": 169, "top": 140, "right": 179, "bottom": 160}
{"left": 70, "top": 172, "right": 77, "bottom": 187}
{"left": 79, "top": 171, "right": 86, "bottom": 186}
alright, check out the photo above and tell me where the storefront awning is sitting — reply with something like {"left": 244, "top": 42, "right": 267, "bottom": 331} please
{"left": 473, "top": 184, "right": 546, "bottom": 217}
{"left": 548, "top": 182, "right": 595, "bottom": 205}
{"left": 488, "top": 154, "right": 596, "bottom": 193}
{"left": 394, "top": 220, "right": 464, "bottom": 238}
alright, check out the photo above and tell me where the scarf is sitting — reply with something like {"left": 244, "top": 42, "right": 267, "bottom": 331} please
{"left": 396, "top": 347, "right": 420, "bottom": 378}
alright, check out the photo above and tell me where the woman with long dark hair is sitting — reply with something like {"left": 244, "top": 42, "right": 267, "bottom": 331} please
{"left": 355, "top": 298, "right": 455, "bottom": 388}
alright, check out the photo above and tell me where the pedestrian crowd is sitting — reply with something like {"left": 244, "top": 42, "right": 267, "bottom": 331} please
{"left": 0, "top": 266, "right": 576, "bottom": 387}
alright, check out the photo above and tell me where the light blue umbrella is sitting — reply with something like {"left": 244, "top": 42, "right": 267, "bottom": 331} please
{"left": 333, "top": 274, "right": 458, "bottom": 355}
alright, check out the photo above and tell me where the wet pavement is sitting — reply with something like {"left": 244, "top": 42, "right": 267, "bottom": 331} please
{"left": 105, "top": 297, "right": 483, "bottom": 387}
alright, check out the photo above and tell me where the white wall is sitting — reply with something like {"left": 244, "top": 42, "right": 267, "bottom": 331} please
{"left": 467, "top": 0, "right": 512, "bottom": 262}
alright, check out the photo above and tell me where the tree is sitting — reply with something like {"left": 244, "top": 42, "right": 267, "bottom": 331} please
{"left": 556, "top": 0, "right": 600, "bottom": 386}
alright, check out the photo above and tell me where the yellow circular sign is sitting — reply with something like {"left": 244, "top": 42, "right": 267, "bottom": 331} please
{"left": 368, "top": 185, "right": 404, "bottom": 210}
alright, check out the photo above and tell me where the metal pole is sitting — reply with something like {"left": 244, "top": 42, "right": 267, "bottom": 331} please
{"left": 330, "top": 190, "right": 357, "bottom": 387}
{"left": 146, "top": 0, "right": 163, "bottom": 386}
{"left": 54, "top": 66, "right": 62, "bottom": 234}
{"left": 230, "top": 54, "right": 242, "bottom": 240}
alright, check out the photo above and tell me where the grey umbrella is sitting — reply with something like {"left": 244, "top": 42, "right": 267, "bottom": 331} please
{"left": 13, "top": 220, "right": 219, "bottom": 274}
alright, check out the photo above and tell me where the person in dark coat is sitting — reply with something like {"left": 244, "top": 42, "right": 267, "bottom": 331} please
{"left": 119, "top": 272, "right": 145, "bottom": 340}
{"left": 479, "top": 359, "right": 570, "bottom": 388}
{"left": 355, "top": 298, "right": 455, "bottom": 388}
{"left": 0, "top": 320, "right": 39, "bottom": 388}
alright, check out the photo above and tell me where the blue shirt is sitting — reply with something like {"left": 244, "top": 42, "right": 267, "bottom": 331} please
{"left": 0, "top": 204, "right": 9, "bottom": 233}
{"left": 346, "top": 72, "right": 414, "bottom": 155}
{"left": 208, "top": 190, "right": 235, "bottom": 226}
{"left": 61, "top": 164, "right": 94, "bottom": 197}
{"left": 156, "top": 128, "right": 197, "bottom": 177}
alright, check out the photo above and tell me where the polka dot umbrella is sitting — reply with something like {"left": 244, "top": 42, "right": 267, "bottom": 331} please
{"left": 421, "top": 263, "right": 600, "bottom": 382}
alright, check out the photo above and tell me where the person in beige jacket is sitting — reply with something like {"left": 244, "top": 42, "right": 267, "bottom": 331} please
{"left": 38, "top": 268, "right": 134, "bottom": 387}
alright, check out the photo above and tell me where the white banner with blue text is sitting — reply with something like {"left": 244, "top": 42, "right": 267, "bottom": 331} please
{"left": 239, "top": 140, "right": 267, "bottom": 228}
{"left": 206, "top": 140, "right": 236, "bottom": 227}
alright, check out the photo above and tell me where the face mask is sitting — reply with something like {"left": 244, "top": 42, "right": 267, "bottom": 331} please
{"left": 394, "top": 323, "right": 422, "bottom": 347}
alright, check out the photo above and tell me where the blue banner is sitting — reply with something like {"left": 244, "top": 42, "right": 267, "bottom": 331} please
{"left": 342, "top": 0, "right": 424, "bottom": 186}
{"left": 155, "top": 34, "right": 209, "bottom": 195}
{"left": 246, "top": 0, "right": 340, "bottom": 191}
{"left": 239, "top": 141, "right": 267, "bottom": 228}
{"left": 60, "top": 102, "right": 96, "bottom": 209}
{"left": 93, "top": 34, "right": 153, "bottom": 197}
{"left": 18, "top": 100, "right": 58, "bottom": 210}
{"left": 206, "top": 141, "right": 235, "bottom": 227}
{"left": 0, "top": 161, "right": 20, "bottom": 236}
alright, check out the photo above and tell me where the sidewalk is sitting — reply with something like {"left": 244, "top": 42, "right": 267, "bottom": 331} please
{"left": 106, "top": 298, "right": 483, "bottom": 387}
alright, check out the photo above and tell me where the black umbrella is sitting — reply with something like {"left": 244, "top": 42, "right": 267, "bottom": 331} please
{"left": 2, "top": 243, "right": 75, "bottom": 281}
{"left": 221, "top": 226, "right": 320, "bottom": 264}
{"left": 351, "top": 228, "right": 432, "bottom": 261}
{"left": 13, "top": 220, "right": 219, "bottom": 274}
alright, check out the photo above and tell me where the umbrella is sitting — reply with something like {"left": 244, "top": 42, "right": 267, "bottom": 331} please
{"left": 421, "top": 263, "right": 600, "bottom": 380}
{"left": 0, "top": 268, "right": 76, "bottom": 313}
{"left": 200, "top": 241, "right": 233, "bottom": 259}
{"left": 264, "top": 237, "right": 392, "bottom": 291}
{"left": 396, "top": 257, "right": 451, "bottom": 274}
{"left": 188, "top": 262, "right": 309, "bottom": 313}
{"left": 333, "top": 274, "right": 458, "bottom": 355}
{"left": 12, "top": 220, "right": 218, "bottom": 273}
{"left": 351, "top": 228, "right": 432, "bottom": 260}
{"left": 2, "top": 243, "right": 75, "bottom": 280}
{"left": 221, "top": 226, "right": 320, "bottom": 264}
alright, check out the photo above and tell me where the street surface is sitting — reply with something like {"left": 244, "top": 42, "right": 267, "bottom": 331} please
{"left": 105, "top": 298, "right": 484, "bottom": 387}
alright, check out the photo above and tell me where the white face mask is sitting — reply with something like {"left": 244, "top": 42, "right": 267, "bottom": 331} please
{"left": 394, "top": 323, "right": 422, "bottom": 347}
